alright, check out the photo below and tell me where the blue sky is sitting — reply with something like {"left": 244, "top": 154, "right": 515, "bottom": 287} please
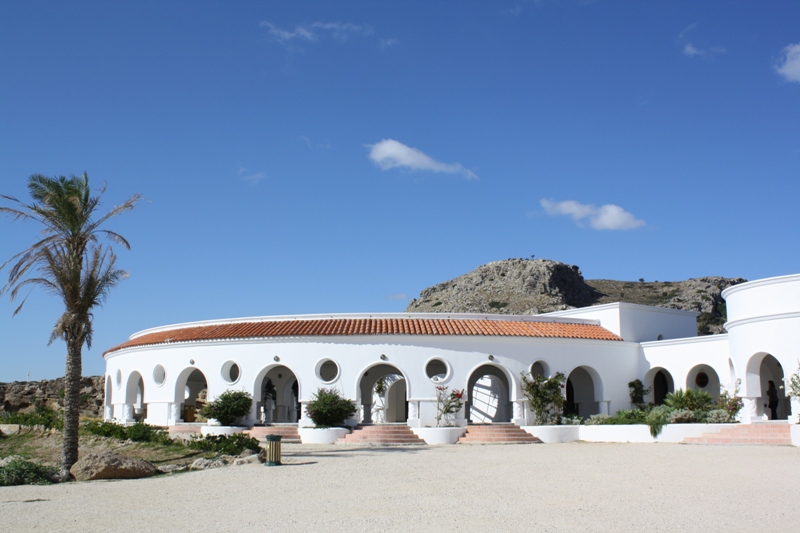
{"left": 1, "top": 1, "right": 799, "bottom": 381}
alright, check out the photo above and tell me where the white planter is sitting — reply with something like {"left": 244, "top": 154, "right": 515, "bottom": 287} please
{"left": 411, "top": 427, "right": 466, "bottom": 445}
{"left": 298, "top": 427, "right": 350, "bottom": 444}
{"left": 201, "top": 425, "right": 246, "bottom": 437}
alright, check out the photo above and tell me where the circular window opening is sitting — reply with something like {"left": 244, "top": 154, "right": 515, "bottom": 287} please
{"left": 153, "top": 365, "right": 166, "bottom": 386}
{"left": 530, "top": 361, "right": 548, "bottom": 378}
{"left": 115, "top": 370, "right": 122, "bottom": 389}
{"left": 221, "top": 361, "right": 241, "bottom": 384}
{"left": 425, "top": 359, "right": 449, "bottom": 382}
{"left": 695, "top": 372, "right": 709, "bottom": 388}
{"left": 317, "top": 359, "right": 340, "bottom": 383}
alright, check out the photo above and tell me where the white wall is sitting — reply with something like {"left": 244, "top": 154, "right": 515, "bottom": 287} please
{"left": 547, "top": 303, "right": 698, "bottom": 342}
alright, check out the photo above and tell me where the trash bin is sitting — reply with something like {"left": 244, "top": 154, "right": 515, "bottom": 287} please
{"left": 265, "top": 434, "right": 281, "bottom": 466}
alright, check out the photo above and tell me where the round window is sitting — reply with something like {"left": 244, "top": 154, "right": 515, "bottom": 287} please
{"left": 695, "top": 372, "right": 709, "bottom": 388}
{"left": 221, "top": 361, "right": 241, "bottom": 384}
{"left": 425, "top": 358, "right": 449, "bottom": 382}
{"left": 530, "top": 361, "right": 548, "bottom": 378}
{"left": 153, "top": 365, "right": 166, "bottom": 386}
{"left": 317, "top": 359, "right": 340, "bottom": 383}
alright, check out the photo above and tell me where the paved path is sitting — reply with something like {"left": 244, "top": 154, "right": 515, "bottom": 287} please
{"left": 2, "top": 442, "right": 799, "bottom": 532}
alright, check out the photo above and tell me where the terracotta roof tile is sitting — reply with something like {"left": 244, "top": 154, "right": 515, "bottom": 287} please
{"left": 104, "top": 317, "right": 621, "bottom": 355}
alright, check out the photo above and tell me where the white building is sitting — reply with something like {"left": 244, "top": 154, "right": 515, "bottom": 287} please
{"left": 102, "top": 273, "right": 800, "bottom": 428}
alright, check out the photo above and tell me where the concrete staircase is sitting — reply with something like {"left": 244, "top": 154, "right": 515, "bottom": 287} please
{"left": 339, "top": 424, "right": 426, "bottom": 445}
{"left": 683, "top": 423, "right": 792, "bottom": 445}
{"left": 458, "top": 424, "right": 542, "bottom": 444}
{"left": 245, "top": 425, "right": 301, "bottom": 443}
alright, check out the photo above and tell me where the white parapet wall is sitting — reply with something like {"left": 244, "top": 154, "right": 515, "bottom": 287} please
{"left": 521, "top": 423, "right": 739, "bottom": 444}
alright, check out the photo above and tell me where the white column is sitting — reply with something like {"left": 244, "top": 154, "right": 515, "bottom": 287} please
{"left": 406, "top": 400, "right": 420, "bottom": 427}
{"left": 599, "top": 401, "right": 610, "bottom": 415}
{"left": 297, "top": 401, "right": 313, "bottom": 427}
{"left": 740, "top": 397, "right": 767, "bottom": 424}
{"left": 789, "top": 397, "right": 800, "bottom": 424}
{"left": 122, "top": 403, "right": 134, "bottom": 424}
{"left": 169, "top": 403, "right": 182, "bottom": 424}
{"left": 512, "top": 400, "right": 527, "bottom": 426}
{"left": 104, "top": 405, "right": 113, "bottom": 421}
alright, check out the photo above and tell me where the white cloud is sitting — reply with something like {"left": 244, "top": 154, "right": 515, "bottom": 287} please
{"left": 776, "top": 43, "right": 800, "bottom": 83}
{"left": 380, "top": 38, "right": 400, "bottom": 49}
{"left": 677, "top": 24, "right": 725, "bottom": 59}
{"left": 237, "top": 168, "right": 266, "bottom": 184}
{"left": 259, "top": 20, "right": 372, "bottom": 45}
{"left": 540, "top": 199, "right": 645, "bottom": 230}
{"left": 385, "top": 293, "right": 407, "bottom": 301}
{"left": 368, "top": 139, "right": 478, "bottom": 180}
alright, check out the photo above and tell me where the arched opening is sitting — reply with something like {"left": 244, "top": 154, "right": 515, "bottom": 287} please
{"left": 255, "top": 365, "right": 300, "bottom": 424}
{"left": 467, "top": 364, "right": 512, "bottom": 424}
{"left": 174, "top": 368, "right": 208, "bottom": 423}
{"left": 530, "top": 361, "right": 549, "bottom": 378}
{"left": 645, "top": 367, "right": 674, "bottom": 405}
{"left": 124, "top": 371, "right": 146, "bottom": 422}
{"left": 686, "top": 364, "right": 720, "bottom": 400}
{"left": 358, "top": 363, "right": 407, "bottom": 424}
{"left": 565, "top": 366, "right": 602, "bottom": 418}
{"left": 760, "top": 354, "right": 787, "bottom": 420}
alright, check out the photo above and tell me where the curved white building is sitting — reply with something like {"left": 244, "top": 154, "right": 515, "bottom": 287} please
{"left": 102, "top": 274, "right": 800, "bottom": 429}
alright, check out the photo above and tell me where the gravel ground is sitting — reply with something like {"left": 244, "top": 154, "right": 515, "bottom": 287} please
{"left": 2, "top": 442, "right": 799, "bottom": 532}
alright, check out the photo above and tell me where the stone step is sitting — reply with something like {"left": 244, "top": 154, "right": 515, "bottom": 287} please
{"left": 683, "top": 424, "right": 792, "bottom": 446}
{"left": 339, "top": 425, "right": 425, "bottom": 445}
{"left": 458, "top": 425, "right": 542, "bottom": 445}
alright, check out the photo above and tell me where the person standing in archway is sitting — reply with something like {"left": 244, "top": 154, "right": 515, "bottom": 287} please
{"left": 767, "top": 381, "right": 779, "bottom": 420}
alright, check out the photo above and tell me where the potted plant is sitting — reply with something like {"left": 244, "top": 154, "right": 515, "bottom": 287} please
{"left": 411, "top": 385, "right": 467, "bottom": 445}
{"left": 200, "top": 390, "right": 253, "bottom": 436}
{"left": 298, "top": 388, "right": 356, "bottom": 444}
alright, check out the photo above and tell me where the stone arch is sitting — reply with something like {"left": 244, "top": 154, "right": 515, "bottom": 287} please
{"left": 253, "top": 364, "right": 301, "bottom": 424}
{"left": 565, "top": 366, "right": 604, "bottom": 418}
{"left": 357, "top": 362, "right": 409, "bottom": 424}
{"left": 746, "top": 353, "right": 787, "bottom": 420}
{"left": 124, "top": 371, "right": 146, "bottom": 422}
{"left": 466, "top": 363, "right": 515, "bottom": 423}
{"left": 644, "top": 367, "right": 674, "bottom": 405}
{"left": 174, "top": 367, "right": 208, "bottom": 423}
{"left": 686, "top": 364, "right": 721, "bottom": 400}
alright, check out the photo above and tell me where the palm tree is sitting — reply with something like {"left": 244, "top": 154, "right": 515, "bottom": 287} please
{"left": 1, "top": 173, "right": 139, "bottom": 480}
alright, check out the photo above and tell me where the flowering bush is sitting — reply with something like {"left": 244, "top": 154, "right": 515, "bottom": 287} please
{"left": 201, "top": 390, "right": 252, "bottom": 426}
{"left": 434, "top": 386, "right": 465, "bottom": 427}
{"left": 717, "top": 379, "right": 744, "bottom": 422}
{"left": 305, "top": 388, "right": 357, "bottom": 428}
{"left": 785, "top": 366, "right": 800, "bottom": 422}
{"left": 521, "top": 371, "right": 566, "bottom": 425}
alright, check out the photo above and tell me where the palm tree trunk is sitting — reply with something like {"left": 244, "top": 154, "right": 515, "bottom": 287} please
{"left": 59, "top": 337, "right": 82, "bottom": 481}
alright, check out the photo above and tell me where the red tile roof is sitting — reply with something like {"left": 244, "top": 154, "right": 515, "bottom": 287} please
{"left": 104, "top": 317, "right": 621, "bottom": 355}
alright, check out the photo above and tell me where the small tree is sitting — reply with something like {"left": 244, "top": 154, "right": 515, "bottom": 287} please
{"left": 785, "top": 366, "right": 800, "bottom": 422}
{"left": 434, "top": 385, "right": 465, "bottom": 427}
{"left": 628, "top": 379, "right": 651, "bottom": 408}
{"left": 263, "top": 379, "right": 277, "bottom": 403}
{"left": 717, "top": 379, "right": 744, "bottom": 422}
{"left": 201, "top": 390, "right": 252, "bottom": 426}
{"left": 305, "top": 388, "right": 356, "bottom": 428}
{"left": 521, "top": 371, "right": 566, "bottom": 425}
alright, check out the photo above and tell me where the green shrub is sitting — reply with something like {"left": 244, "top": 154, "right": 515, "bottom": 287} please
{"left": 706, "top": 409, "right": 733, "bottom": 423}
{"left": 664, "top": 389, "right": 713, "bottom": 412}
{"left": 627, "top": 379, "right": 651, "bottom": 407}
{"left": 584, "top": 414, "right": 611, "bottom": 425}
{"left": 668, "top": 409, "right": 697, "bottom": 424}
{"left": 82, "top": 421, "right": 173, "bottom": 444}
{"left": 0, "top": 406, "right": 63, "bottom": 430}
{"left": 0, "top": 459, "right": 58, "bottom": 486}
{"left": 611, "top": 408, "right": 649, "bottom": 425}
{"left": 646, "top": 405, "right": 671, "bottom": 438}
{"left": 560, "top": 414, "right": 582, "bottom": 425}
{"left": 188, "top": 433, "right": 261, "bottom": 455}
{"left": 201, "top": 390, "right": 253, "bottom": 426}
{"left": 305, "top": 388, "right": 356, "bottom": 427}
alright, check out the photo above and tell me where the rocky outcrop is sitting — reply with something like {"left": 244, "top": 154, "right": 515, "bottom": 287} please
{"left": 0, "top": 376, "right": 104, "bottom": 416}
{"left": 406, "top": 258, "right": 746, "bottom": 335}
{"left": 69, "top": 451, "right": 158, "bottom": 481}
{"left": 406, "top": 259, "right": 597, "bottom": 315}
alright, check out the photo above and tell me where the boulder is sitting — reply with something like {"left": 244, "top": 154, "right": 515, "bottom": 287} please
{"left": 69, "top": 452, "right": 158, "bottom": 481}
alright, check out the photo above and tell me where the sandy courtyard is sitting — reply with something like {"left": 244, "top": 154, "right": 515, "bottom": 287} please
{"left": 2, "top": 442, "right": 799, "bottom": 532}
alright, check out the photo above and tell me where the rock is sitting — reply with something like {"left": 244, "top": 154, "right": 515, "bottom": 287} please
{"left": 69, "top": 452, "right": 158, "bottom": 481}
{"left": 0, "top": 376, "right": 104, "bottom": 417}
{"left": 0, "top": 455, "right": 26, "bottom": 467}
{"left": 233, "top": 455, "right": 260, "bottom": 466}
{"left": 158, "top": 464, "right": 188, "bottom": 474}
{"left": 189, "top": 458, "right": 226, "bottom": 470}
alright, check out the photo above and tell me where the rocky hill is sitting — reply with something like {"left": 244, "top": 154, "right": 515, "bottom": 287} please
{"left": 405, "top": 258, "right": 746, "bottom": 335}
{"left": 0, "top": 376, "right": 104, "bottom": 417}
